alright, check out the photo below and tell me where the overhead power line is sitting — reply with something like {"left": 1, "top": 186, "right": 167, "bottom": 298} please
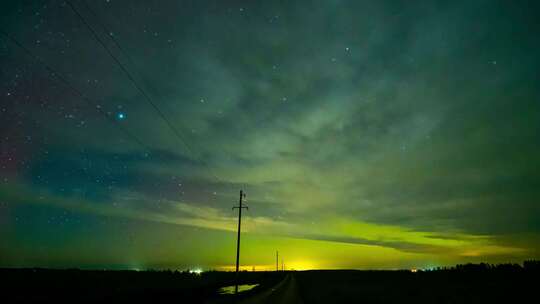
{"left": 80, "top": 0, "right": 141, "bottom": 77}
{"left": 0, "top": 29, "right": 152, "bottom": 153}
{"left": 66, "top": 0, "right": 224, "bottom": 184}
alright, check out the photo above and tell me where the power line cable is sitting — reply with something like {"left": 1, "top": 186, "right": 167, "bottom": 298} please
{"left": 80, "top": 0, "right": 225, "bottom": 183}
{"left": 66, "top": 0, "right": 224, "bottom": 184}
{"left": 81, "top": 0, "right": 240, "bottom": 193}
{"left": 80, "top": 0, "right": 141, "bottom": 79}
{"left": 0, "top": 29, "right": 153, "bottom": 153}
{"left": 80, "top": 1, "right": 256, "bottom": 193}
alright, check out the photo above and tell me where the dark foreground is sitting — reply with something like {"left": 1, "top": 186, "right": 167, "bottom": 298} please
{"left": 295, "top": 265, "right": 539, "bottom": 304}
{"left": 0, "top": 268, "right": 284, "bottom": 303}
{"left": 2, "top": 263, "right": 539, "bottom": 303}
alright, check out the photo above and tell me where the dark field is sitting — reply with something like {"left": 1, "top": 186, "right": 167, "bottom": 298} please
{"left": 2, "top": 263, "right": 539, "bottom": 303}
{"left": 296, "top": 265, "right": 539, "bottom": 304}
{"left": 0, "top": 268, "right": 284, "bottom": 303}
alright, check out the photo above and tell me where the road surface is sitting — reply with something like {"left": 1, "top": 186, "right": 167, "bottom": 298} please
{"left": 239, "top": 274, "right": 303, "bottom": 304}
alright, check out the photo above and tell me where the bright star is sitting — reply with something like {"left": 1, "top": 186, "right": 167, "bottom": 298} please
{"left": 117, "top": 112, "right": 125, "bottom": 120}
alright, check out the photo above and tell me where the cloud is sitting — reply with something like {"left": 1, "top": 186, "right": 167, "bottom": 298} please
{"left": 2, "top": 0, "right": 540, "bottom": 267}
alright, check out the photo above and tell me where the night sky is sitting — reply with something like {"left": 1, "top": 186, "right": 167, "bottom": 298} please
{"left": 1, "top": 0, "right": 539, "bottom": 271}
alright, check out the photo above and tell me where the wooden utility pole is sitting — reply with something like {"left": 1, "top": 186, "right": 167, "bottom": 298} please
{"left": 276, "top": 251, "right": 279, "bottom": 271}
{"left": 232, "top": 190, "right": 247, "bottom": 294}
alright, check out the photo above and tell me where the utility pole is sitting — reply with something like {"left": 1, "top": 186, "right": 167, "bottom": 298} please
{"left": 232, "top": 190, "right": 247, "bottom": 294}
{"left": 276, "top": 251, "right": 279, "bottom": 272}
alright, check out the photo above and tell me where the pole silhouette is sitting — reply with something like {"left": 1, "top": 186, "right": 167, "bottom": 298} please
{"left": 232, "top": 190, "right": 247, "bottom": 294}
{"left": 276, "top": 251, "right": 279, "bottom": 271}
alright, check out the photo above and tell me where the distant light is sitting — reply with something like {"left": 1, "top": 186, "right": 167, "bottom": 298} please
{"left": 411, "top": 268, "right": 418, "bottom": 273}
{"left": 189, "top": 268, "right": 203, "bottom": 275}
{"left": 117, "top": 112, "right": 126, "bottom": 120}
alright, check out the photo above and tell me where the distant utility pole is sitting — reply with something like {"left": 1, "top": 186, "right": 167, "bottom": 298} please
{"left": 232, "top": 190, "right": 248, "bottom": 294}
{"left": 276, "top": 251, "right": 279, "bottom": 271}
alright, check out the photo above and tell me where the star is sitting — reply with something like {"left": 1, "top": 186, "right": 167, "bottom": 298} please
{"left": 117, "top": 112, "right": 125, "bottom": 120}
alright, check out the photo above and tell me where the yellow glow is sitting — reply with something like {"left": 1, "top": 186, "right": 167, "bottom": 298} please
{"left": 2, "top": 183, "right": 531, "bottom": 270}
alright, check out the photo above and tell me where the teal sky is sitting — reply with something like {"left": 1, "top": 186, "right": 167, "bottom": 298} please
{"left": 1, "top": 0, "right": 539, "bottom": 270}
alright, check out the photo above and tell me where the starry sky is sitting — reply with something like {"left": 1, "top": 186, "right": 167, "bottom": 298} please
{"left": 1, "top": 0, "right": 539, "bottom": 271}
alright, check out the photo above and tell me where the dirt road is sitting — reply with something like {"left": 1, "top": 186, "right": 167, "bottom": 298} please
{"left": 239, "top": 274, "right": 303, "bottom": 304}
